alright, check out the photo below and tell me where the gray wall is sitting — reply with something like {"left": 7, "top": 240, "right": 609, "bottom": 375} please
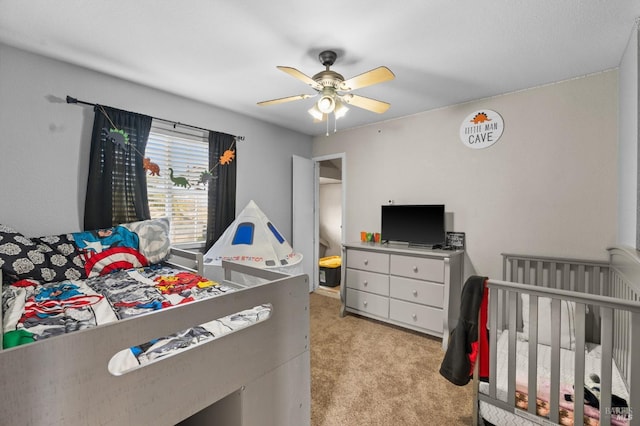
{"left": 313, "top": 71, "right": 618, "bottom": 280}
{"left": 319, "top": 183, "right": 342, "bottom": 257}
{"left": 618, "top": 25, "right": 639, "bottom": 247}
{"left": 0, "top": 44, "right": 312, "bottom": 239}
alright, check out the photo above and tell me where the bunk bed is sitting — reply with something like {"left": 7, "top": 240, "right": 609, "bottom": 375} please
{"left": 0, "top": 219, "right": 310, "bottom": 425}
{"left": 473, "top": 248, "right": 640, "bottom": 426}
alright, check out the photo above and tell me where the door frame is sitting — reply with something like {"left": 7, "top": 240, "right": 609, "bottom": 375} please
{"left": 292, "top": 155, "right": 317, "bottom": 292}
{"left": 313, "top": 152, "right": 346, "bottom": 292}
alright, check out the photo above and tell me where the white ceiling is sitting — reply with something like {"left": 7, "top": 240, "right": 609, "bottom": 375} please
{"left": 1, "top": 1, "right": 639, "bottom": 136}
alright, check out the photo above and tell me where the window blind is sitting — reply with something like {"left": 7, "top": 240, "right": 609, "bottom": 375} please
{"left": 145, "top": 121, "right": 209, "bottom": 244}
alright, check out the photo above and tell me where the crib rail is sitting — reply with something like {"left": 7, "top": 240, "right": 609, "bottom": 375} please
{"left": 502, "top": 253, "right": 610, "bottom": 294}
{"left": 501, "top": 253, "right": 610, "bottom": 344}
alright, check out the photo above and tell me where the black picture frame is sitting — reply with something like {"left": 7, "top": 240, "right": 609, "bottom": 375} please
{"left": 446, "top": 232, "right": 466, "bottom": 250}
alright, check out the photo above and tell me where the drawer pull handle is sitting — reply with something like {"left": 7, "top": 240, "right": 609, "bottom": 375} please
{"left": 363, "top": 301, "right": 368, "bottom": 307}
{"left": 412, "top": 313, "right": 417, "bottom": 320}
{"left": 413, "top": 266, "right": 418, "bottom": 273}
{"left": 412, "top": 290, "right": 418, "bottom": 296}
{"left": 364, "top": 259, "right": 369, "bottom": 265}
{"left": 363, "top": 280, "right": 368, "bottom": 286}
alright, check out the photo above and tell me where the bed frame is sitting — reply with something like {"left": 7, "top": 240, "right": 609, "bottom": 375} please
{"left": 0, "top": 252, "right": 311, "bottom": 426}
{"left": 473, "top": 247, "right": 640, "bottom": 426}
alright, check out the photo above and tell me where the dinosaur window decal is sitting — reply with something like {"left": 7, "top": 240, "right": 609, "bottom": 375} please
{"left": 157, "top": 146, "right": 236, "bottom": 188}
{"left": 97, "top": 105, "right": 238, "bottom": 189}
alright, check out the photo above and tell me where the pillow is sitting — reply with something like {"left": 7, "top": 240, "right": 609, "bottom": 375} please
{"left": 0, "top": 224, "right": 86, "bottom": 283}
{"left": 521, "top": 293, "right": 576, "bottom": 350}
{"left": 121, "top": 217, "right": 171, "bottom": 264}
{"left": 71, "top": 224, "right": 145, "bottom": 277}
{"left": 70, "top": 217, "right": 170, "bottom": 277}
{"left": 0, "top": 218, "right": 171, "bottom": 282}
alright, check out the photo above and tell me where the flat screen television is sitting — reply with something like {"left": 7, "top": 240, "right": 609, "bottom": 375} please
{"left": 381, "top": 204, "right": 445, "bottom": 247}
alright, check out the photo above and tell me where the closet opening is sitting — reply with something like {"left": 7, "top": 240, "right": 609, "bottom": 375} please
{"left": 315, "top": 157, "right": 343, "bottom": 299}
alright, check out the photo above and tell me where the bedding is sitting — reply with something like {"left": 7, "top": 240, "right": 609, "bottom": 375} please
{"left": 479, "top": 330, "right": 629, "bottom": 426}
{"left": 2, "top": 262, "right": 272, "bottom": 372}
{"left": 3, "top": 264, "right": 226, "bottom": 345}
{"left": 1, "top": 218, "right": 272, "bottom": 373}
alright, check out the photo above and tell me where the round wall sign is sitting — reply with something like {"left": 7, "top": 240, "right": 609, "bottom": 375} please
{"left": 459, "top": 109, "right": 504, "bottom": 149}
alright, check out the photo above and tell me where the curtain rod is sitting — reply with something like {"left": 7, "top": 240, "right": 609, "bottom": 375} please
{"left": 66, "top": 95, "right": 245, "bottom": 141}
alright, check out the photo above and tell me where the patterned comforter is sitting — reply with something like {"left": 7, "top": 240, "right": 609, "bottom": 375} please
{"left": 2, "top": 263, "right": 271, "bottom": 373}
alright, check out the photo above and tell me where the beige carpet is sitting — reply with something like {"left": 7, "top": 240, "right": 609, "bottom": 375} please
{"left": 310, "top": 292, "right": 473, "bottom": 426}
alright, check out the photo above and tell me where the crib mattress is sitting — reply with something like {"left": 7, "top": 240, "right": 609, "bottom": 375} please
{"left": 479, "top": 331, "right": 629, "bottom": 426}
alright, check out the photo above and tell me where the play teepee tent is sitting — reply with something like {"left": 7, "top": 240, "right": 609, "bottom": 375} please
{"left": 203, "top": 200, "right": 303, "bottom": 282}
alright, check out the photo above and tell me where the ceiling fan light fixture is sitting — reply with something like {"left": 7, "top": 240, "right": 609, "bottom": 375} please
{"left": 307, "top": 104, "right": 324, "bottom": 120}
{"left": 334, "top": 100, "right": 349, "bottom": 119}
{"left": 316, "top": 95, "right": 335, "bottom": 113}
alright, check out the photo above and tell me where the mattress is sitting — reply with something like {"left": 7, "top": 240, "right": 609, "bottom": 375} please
{"left": 479, "top": 331, "right": 629, "bottom": 426}
{"left": 2, "top": 263, "right": 271, "bottom": 374}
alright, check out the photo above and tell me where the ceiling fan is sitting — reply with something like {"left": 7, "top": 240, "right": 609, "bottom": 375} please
{"left": 257, "top": 50, "right": 395, "bottom": 123}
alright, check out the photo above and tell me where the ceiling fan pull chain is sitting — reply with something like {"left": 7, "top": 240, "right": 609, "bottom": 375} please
{"left": 326, "top": 118, "right": 329, "bottom": 137}
{"left": 334, "top": 115, "right": 338, "bottom": 133}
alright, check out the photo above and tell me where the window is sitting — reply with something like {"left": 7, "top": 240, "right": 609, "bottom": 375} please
{"left": 232, "top": 222, "right": 254, "bottom": 245}
{"left": 145, "top": 121, "right": 209, "bottom": 245}
{"left": 267, "top": 222, "right": 285, "bottom": 244}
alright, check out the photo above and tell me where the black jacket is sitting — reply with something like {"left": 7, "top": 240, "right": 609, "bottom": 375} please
{"left": 439, "top": 275, "right": 487, "bottom": 386}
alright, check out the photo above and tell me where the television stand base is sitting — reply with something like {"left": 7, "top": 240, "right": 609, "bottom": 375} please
{"left": 408, "top": 243, "right": 442, "bottom": 250}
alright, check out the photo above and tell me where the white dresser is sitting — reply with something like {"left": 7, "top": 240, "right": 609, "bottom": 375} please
{"left": 341, "top": 242, "right": 464, "bottom": 349}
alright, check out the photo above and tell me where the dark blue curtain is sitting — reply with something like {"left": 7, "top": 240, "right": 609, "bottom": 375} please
{"left": 205, "top": 131, "right": 237, "bottom": 250}
{"left": 84, "top": 105, "right": 152, "bottom": 230}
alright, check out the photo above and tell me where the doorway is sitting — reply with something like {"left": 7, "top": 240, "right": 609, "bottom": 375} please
{"left": 314, "top": 154, "right": 344, "bottom": 299}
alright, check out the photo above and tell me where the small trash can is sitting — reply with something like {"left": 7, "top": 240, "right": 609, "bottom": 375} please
{"left": 319, "top": 256, "right": 341, "bottom": 287}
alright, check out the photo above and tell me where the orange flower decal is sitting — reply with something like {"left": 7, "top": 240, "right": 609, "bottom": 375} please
{"left": 471, "top": 112, "right": 492, "bottom": 124}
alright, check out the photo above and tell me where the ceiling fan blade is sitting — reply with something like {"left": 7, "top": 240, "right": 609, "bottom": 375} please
{"left": 342, "top": 94, "right": 390, "bottom": 114}
{"left": 257, "top": 94, "right": 315, "bottom": 106}
{"left": 277, "top": 66, "right": 323, "bottom": 91}
{"left": 339, "top": 66, "right": 395, "bottom": 92}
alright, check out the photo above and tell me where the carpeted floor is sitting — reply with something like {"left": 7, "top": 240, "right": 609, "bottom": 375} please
{"left": 310, "top": 291, "right": 473, "bottom": 426}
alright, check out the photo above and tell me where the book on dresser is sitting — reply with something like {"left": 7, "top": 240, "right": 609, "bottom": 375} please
{"left": 341, "top": 242, "right": 464, "bottom": 350}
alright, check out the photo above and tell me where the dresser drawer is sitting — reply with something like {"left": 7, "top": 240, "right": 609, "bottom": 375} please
{"left": 389, "top": 299, "right": 443, "bottom": 335}
{"left": 346, "top": 249, "right": 389, "bottom": 274}
{"left": 390, "top": 254, "right": 444, "bottom": 282}
{"left": 390, "top": 276, "right": 443, "bottom": 308}
{"left": 346, "top": 288, "right": 389, "bottom": 318}
{"left": 346, "top": 269, "right": 389, "bottom": 296}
